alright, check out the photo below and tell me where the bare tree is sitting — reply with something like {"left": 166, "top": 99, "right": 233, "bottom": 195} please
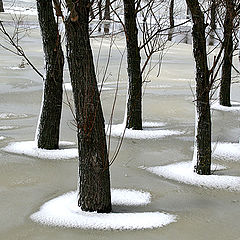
{"left": 64, "top": 0, "right": 112, "bottom": 213}
{"left": 0, "top": 0, "right": 4, "bottom": 12}
{"left": 168, "top": 0, "right": 174, "bottom": 41}
{"left": 36, "top": 0, "right": 64, "bottom": 149}
{"left": 186, "top": 0, "right": 212, "bottom": 175}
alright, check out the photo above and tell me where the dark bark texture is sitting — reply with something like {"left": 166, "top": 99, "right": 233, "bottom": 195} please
{"left": 168, "top": 0, "right": 174, "bottom": 41}
{"left": 65, "top": 0, "right": 111, "bottom": 213}
{"left": 220, "top": 0, "right": 234, "bottom": 106}
{"left": 36, "top": 0, "right": 64, "bottom": 149}
{"left": 209, "top": 0, "right": 217, "bottom": 45}
{"left": 124, "top": 0, "right": 142, "bottom": 130}
{"left": 186, "top": 0, "right": 211, "bottom": 175}
{"left": 0, "top": 0, "right": 4, "bottom": 12}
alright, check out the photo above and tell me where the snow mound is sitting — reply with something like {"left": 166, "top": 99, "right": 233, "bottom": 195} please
{"left": 211, "top": 101, "right": 240, "bottom": 112}
{"left": 106, "top": 123, "right": 183, "bottom": 139}
{"left": 0, "top": 112, "right": 28, "bottom": 119}
{"left": 2, "top": 141, "right": 78, "bottom": 160}
{"left": 30, "top": 190, "right": 176, "bottom": 230}
{"left": 144, "top": 161, "right": 240, "bottom": 191}
{"left": 213, "top": 142, "right": 240, "bottom": 161}
{"left": 0, "top": 136, "right": 6, "bottom": 141}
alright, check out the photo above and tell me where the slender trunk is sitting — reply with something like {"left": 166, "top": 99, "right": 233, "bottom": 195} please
{"left": 36, "top": 0, "right": 64, "bottom": 149}
{"left": 168, "top": 0, "right": 174, "bottom": 41}
{"left": 104, "top": 0, "right": 111, "bottom": 20}
{"left": 186, "top": 0, "right": 211, "bottom": 175}
{"left": 65, "top": 0, "right": 111, "bottom": 213}
{"left": 220, "top": 0, "right": 234, "bottom": 107}
{"left": 0, "top": 0, "right": 4, "bottom": 12}
{"left": 209, "top": 0, "right": 217, "bottom": 46}
{"left": 90, "top": 5, "right": 95, "bottom": 19}
{"left": 124, "top": 0, "right": 142, "bottom": 130}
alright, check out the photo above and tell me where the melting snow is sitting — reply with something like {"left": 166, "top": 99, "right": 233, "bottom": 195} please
{"left": 106, "top": 123, "right": 183, "bottom": 139}
{"left": 144, "top": 161, "right": 240, "bottom": 191}
{"left": 2, "top": 141, "right": 78, "bottom": 160}
{"left": 30, "top": 190, "right": 176, "bottom": 230}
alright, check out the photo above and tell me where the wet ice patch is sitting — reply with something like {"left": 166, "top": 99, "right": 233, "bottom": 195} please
{"left": 211, "top": 101, "right": 240, "bottom": 112}
{"left": 0, "top": 126, "right": 17, "bottom": 130}
{"left": 144, "top": 161, "right": 240, "bottom": 191}
{"left": 30, "top": 190, "right": 176, "bottom": 230}
{"left": 0, "top": 112, "right": 28, "bottom": 120}
{"left": 106, "top": 123, "right": 182, "bottom": 139}
{"left": 2, "top": 141, "right": 78, "bottom": 160}
{"left": 212, "top": 142, "right": 240, "bottom": 161}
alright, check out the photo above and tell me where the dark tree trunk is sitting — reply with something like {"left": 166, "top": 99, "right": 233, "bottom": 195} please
{"left": 65, "top": 0, "right": 111, "bottom": 213}
{"left": 36, "top": 0, "right": 64, "bottom": 150}
{"left": 186, "top": 0, "right": 211, "bottom": 175}
{"left": 98, "top": 0, "right": 103, "bottom": 20}
{"left": 0, "top": 0, "right": 4, "bottom": 12}
{"left": 104, "top": 0, "right": 111, "bottom": 20}
{"left": 168, "top": 0, "right": 174, "bottom": 41}
{"left": 124, "top": 0, "right": 142, "bottom": 130}
{"left": 209, "top": 0, "right": 217, "bottom": 45}
{"left": 220, "top": 0, "right": 234, "bottom": 107}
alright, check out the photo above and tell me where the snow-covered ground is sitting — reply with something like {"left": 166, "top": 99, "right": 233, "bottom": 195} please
{"left": 2, "top": 141, "right": 78, "bottom": 160}
{"left": 31, "top": 189, "right": 176, "bottom": 230}
{"left": 144, "top": 161, "right": 240, "bottom": 191}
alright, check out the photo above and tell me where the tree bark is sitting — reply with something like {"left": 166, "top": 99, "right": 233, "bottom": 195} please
{"left": 209, "top": 0, "right": 217, "bottom": 45}
{"left": 36, "top": 0, "right": 64, "bottom": 150}
{"left": 168, "top": 0, "right": 174, "bottom": 41}
{"left": 186, "top": 0, "right": 211, "bottom": 175}
{"left": 0, "top": 0, "right": 4, "bottom": 12}
{"left": 124, "top": 0, "right": 142, "bottom": 130}
{"left": 65, "top": 0, "right": 111, "bottom": 213}
{"left": 220, "top": 0, "right": 234, "bottom": 107}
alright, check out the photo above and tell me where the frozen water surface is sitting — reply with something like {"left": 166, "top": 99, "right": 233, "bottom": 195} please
{"left": 1, "top": 4, "right": 240, "bottom": 240}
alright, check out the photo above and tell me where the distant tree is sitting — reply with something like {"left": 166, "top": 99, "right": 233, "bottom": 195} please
{"left": 0, "top": 0, "right": 4, "bottom": 12}
{"left": 64, "top": 0, "right": 112, "bottom": 212}
{"left": 186, "top": 0, "right": 212, "bottom": 175}
{"left": 36, "top": 0, "right": 64, "bottom": 149}
{"left": 104, "top": 0, "right": 111, "bottom": 20}
{"left": 219, "top": 0, "right": 238, "bottom": 106}
{"left": 123, "top": 0, "right": 142, "bottom": 130}
{"left": 168, "top": 0, "right": 174, "bottom": 41}
{"left": 208, "top": 0, "right": 217, "bottom": 45}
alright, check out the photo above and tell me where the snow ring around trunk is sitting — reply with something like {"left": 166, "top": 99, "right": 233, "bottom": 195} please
{"left": 30, "top": 189, "right": 177, "bottom": 230}
{"left": 144, "top": 161, "right": 240, "bottom": 191}
{"left": 2, "top": 141, "right": 78, "bottom": 160}
{"left": 211, "top": 101, "right": 240, "bottom": 112}
{"left": 106, "top": 123, "right": 183, "bottom": 139}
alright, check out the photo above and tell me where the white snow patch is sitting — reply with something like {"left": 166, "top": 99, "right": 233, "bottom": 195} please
{"left": 30, "top": 190, "right": 176, "bottom": 230}
{"left": 111, "top": 188, "right": 151, "bottom": 206}
{"left": 0, "top": 126, "right": 17, "bottom": 130}
{"left": 63, "top": 82, "right": 113, "bottom": 91}
{"left": 2, "top": 141, "right": 78, "bottom": 160}
{"left": 0, "top": 113, "right": 28, "bottom": 119}
{"left": 213, "top": 142, "right": 240, "bottom": 161}
{"left": 211, "top": 101, "right": 240, "bottom": 112}
{"left": 144, "top": 161, "right": 240, "bottom": 191}
{"left": 5, "top": 7, "right": 37, "bottom": 16}
{"left": 0, "top": 136, "right": 6, "bottom": 141}
{"left": 106, "top": 123, "right": 183, "bottom": 139}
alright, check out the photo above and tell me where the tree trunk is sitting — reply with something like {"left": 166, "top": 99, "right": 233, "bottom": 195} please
{"left": 36, "top": 0, "right": 64, "bottom": 150}
{"left": 186, "top": 0, "right": 211, "bottom": 175}
{"left": 104, "top": 0, "right": 111, "bottom": 20}
{"left": 168, "top": 0, "right": 174, "bottom": 41}
{"left": 220, "top": 0, "right": 234, "bottom": 107}
{"left": 98, "top": 0, "right": 103, "bottom": 20}
{"left": 65, "top": 0, "right": 111, "bottom": 213}
{"left": 0, "top": 0, "right": 4, "bottom": 12}
{"left": 124, "top": 0, "right": 142, "bottom": 130}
